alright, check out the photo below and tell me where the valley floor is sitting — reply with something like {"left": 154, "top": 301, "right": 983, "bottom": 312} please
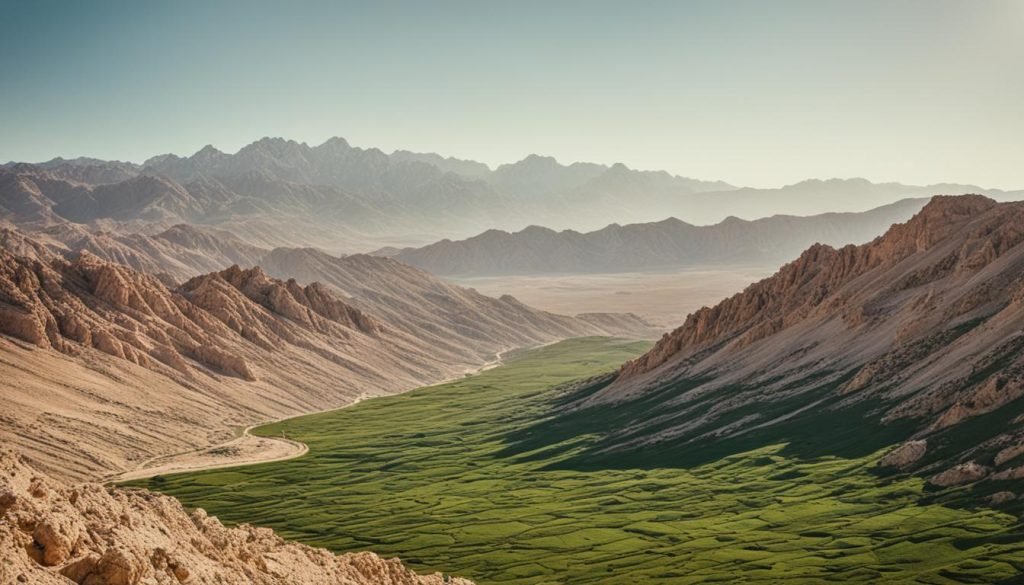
{"left": 130, "top": 338, "right": 1024, "bottom": 584}
{"left": 115, "top": 355, "right": 515, "bottom": 482}
{"left": 449, "top": 266, "right": 773, "bottom": 327}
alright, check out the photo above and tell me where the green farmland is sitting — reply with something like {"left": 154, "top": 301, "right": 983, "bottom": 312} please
{"left": 131, "top": 337, "right": 1024, "bottom": 584}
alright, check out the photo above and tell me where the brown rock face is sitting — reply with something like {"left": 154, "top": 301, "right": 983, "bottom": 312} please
{"left": 988, "top": 491, "right": 1016, "bottom": 506}
{"left": 0, "top": 249, "right": 253, "bottom": 379}
{"left": 930, "top": 461, "right": 990, "bottom": 487}
{"left": 32, "top": 515, "right": 81, "bottom": 567}
{"left": 181, "top": 265, "right": 381, "bottom": 336}
{"left": 0, "top": 249, "right": 394, "bottom": 385}
{"left": 879, "top": 440, "right": 927, "bottom": 469}
{"left": 585, "top": 196, "right": 1024, "bottom": 479}
{"left": 0, "top": 449, "right": 473, "bottom": 585}
{"left": 619, "top": 195, "right": 1001, "bottom": 379}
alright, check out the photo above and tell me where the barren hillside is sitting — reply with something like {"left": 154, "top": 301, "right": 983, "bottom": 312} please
{"left": 0, "top": 219, "right": 658, "bottom": 483}
{"left": 538, "top": 196, "right": 1024, "bottom": 494}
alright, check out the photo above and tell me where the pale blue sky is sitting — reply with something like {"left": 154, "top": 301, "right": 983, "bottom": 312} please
{"left": 1, "top": 0, "right": 1021, "bottom": 188}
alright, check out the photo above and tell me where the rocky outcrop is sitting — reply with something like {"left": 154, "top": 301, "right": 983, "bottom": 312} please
{"left": 184, "top": 265, "right": 381, "bottom": 336}
{"left": 0, "top": 249, "right": 393, "bottom": 384}
{"left": 995, "top": 442, "right": 1024, "bottom": 466}
{"left": 0, "top": 449, "right": 472, "bottom": 585}
{"left": 192, "top": 344, "right": 256, "bottom": 381}
{"left": 930, "top": 461, "right": 990, "bottom": 487}
{"left": 0, "top": 249, "right": 246, "bottom": 377}
{"left": 0, "top": 247, "right": 443, "bottom": 480}
{"left": 879, "top": 440, "right": 927, "bottom": 469}
{"left": 988, "top": 491, "right": 1016, "bottom": 506}
{"left": 991, "top": 467, "right": 1024, "bottom": 481}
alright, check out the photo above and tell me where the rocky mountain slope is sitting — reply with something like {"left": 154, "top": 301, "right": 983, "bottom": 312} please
{"left": 0, "top": 161, "right": 394, "bottom": 251}
{"left": 0, "top": 229, "right": 655, "bottom": 482}
{"left": 2, "top": 219, "right": 661, "bottom": 341}
{"left": 0, "top": 449, "right": 472, "bottom": 585}
{"left": 385, "top": 198, "right": 929, "bottom": 275}
{"left": 9, "top": 222, "right": 268, "bottom": 284}
{"left": 0, "top": 241, "right": 623, "bottom": 483}
{"left": 533, "top": 196, "right": 1024, "bottom": 499}
{"left": 35, "top": 157, "right": 141, "bottom": 185}
{"left": 256, "top": 247, "right": 659, "bottom": 345}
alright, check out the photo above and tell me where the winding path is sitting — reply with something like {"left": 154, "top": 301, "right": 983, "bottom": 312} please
{"left": 114, "top": 420, "right": 312, "bottom": 483}
{"left": 112, "top": 347, "right": 519, "bottom": 483}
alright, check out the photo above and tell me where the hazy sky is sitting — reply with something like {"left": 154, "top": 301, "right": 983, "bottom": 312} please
{"left": 1, "top": 0, "right": 1021, "bottom": 188}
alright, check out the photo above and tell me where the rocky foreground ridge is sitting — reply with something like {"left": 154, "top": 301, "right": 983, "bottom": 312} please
{"left": 0, "top": 449, "right": 472, "bottom": 585}
{"left": 577, "top": 196, "right": 1024, "bottom": 490}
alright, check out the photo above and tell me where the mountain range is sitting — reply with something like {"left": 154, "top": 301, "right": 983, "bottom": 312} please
{"left": 382, "top": 198, "right": 930, "bottom": 275}
{"left": 5, "top": 137, "right": 1020, "bottom": 252}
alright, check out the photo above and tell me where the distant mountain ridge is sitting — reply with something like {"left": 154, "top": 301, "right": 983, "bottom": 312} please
{"left": 7, "top": 136, "right": 1017, "bottom": 250}
{"left": 384, "top": 198, "right": 931, "bottom": 275}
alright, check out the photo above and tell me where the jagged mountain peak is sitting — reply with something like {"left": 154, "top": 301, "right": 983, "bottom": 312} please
{"left": 519, "top": 153, "right": 560, "bottom": 166}
{"left": 191, "top": 143, "right": 226, "bottom": 161}
{"left": 236, "top": 136, "right": 308, "bottom": 159}
{"left": 183, "top": 263, "right": 381, "bottom": 335}
{"left": 608, "top": 161, "right": 631, "bottom": 172}
{"left": 520, "top": 224, "right": 557, "bottom": 236}
{"left": 317, "top": 135, "right": 352, "bottom": 149}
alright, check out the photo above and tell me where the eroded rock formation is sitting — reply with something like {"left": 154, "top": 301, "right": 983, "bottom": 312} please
{"left": 0, "top": 449, "right": 472, "bottom": 585}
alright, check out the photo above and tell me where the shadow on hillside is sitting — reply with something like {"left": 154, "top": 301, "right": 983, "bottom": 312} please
{"left": 496, "top": 370, "right": 919, "bottom": 472}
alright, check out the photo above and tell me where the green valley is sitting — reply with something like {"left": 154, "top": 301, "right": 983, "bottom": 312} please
{"left": 131, "top": 338, "right": 1024, "bottom": 584}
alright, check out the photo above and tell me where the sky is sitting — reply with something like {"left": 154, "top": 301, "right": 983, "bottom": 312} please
{"left": 1, "top": 0, "right": 1021, "bottom": 188}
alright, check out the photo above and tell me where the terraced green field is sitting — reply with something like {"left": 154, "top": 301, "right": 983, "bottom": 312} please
{"left": 132, "top": 338, "right": 1024, "bottom": 584}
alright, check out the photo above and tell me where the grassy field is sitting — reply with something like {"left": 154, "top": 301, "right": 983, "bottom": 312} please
{"left": 131, "top": 337, "right": 1024, "bottom": 584}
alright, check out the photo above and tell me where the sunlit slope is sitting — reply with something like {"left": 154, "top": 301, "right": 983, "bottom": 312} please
{"left": 135, "top": 338, "right": 1024, "bottom": 585}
